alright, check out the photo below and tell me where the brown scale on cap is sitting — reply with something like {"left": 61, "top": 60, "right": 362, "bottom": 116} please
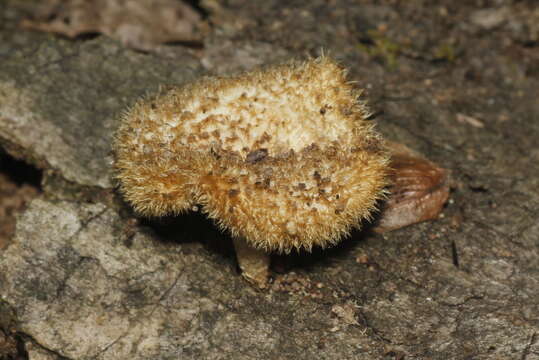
{"left": 114, "top": 57, "right": 390, "bottom": 254}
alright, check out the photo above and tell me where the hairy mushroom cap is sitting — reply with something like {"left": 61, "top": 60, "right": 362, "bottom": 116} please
{"left": 114, "top": 57, "right": 390, "bottom": 253}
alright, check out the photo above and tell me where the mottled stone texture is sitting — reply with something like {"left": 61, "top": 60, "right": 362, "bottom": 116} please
{"left": 1, "top": 0, "right": 538, "bottom": 359}
{"left": 0, "top": 13, "right": 201, "bottom": 189}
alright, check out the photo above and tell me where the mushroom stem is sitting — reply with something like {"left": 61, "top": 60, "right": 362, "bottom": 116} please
{"left": 232, "top": 237, "right": 270, "bottom": 289}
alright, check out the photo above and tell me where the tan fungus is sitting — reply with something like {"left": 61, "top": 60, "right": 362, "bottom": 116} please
{"left": 114, "top": 57, "right": 390, "bottom": 253}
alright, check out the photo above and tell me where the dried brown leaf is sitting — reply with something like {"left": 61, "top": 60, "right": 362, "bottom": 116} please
{"left": 373, "top": 141, "right": 450, "bottom": 233}
{"left": 20, "top": 0, "right": 208, "bottom": 51}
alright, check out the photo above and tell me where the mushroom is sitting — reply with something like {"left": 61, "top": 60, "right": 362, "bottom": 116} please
{"left": 373, "top": 141, "right": 450, "bottom": 233}
{"left": 114, "top": 57, "right": 449, "bottom": 288}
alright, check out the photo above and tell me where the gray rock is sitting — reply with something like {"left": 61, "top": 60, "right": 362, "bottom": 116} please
{"left": 0, "top": 30, "right": 200, "bottom": 190}
{"left": 0, "top": 198, "right": 376, "bottom": 359}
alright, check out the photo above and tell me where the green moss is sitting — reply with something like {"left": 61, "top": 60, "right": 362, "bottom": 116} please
{"left": 357, "top": 29, "right": 404, "bottom": 70}
{"left": 433, "top": 42, "right": 457, "bottom": 62}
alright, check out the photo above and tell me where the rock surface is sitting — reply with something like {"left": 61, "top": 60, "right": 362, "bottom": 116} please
{"left": 1, "top": 0, "right": 538, "bottom": 359}
{"left": 1, "top": 199, "right": 286, "bottom": 359}
{"left": 0, "top": 11, "right": 201, "bottom": 189}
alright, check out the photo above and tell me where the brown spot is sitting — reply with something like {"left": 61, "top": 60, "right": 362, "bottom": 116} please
{"left": 361, "top": 136, "right": 384, "bottom": 154}
{"left": 319, "top": 104, "right": 331, "bottom": 115}
{"left": 207, "top": 96, "right": 219, "bottom": 105}
{"left": 335, "top": 202, "right": 346, "bottom": 214}
{"left": 151, "top": 103, "right": 157, "bottom": 109}
{"left": 298, "top": 183, "right": 306, "bottom": 190}
{"left": 212, "top": 130, "right": 220, "bottom": 138}
{"left": 254, "top": 132, "right": 272, "bottom": 148}
{"left": 255, "top": 177, "right": 271, "bottom": 189}
{"left": 246, "top": 149, "right": 268, "bottom": 164}
{"left": 304, "top": 143, "right": 319, "bottom": 153}
{"left": 313, "top": 171, "right": 321, "bottom": 181}
{"left": 262, "top": 167, "right": 273, "bottom": 178}
{"left": 180, "top": 111, "right": 195, "bottom": 122}
{"left": 225, "top": 135, "right": 240, "bottom": 144}
{"left": 260, "top": 132, "right": 272, "bottom": 142}
{"left": 228, "top": 189, "right": 240, "bottom": 197}
{"left": 341, "top": 107, "right": 353, "bottom": 116}
{"left": 210, "top": 147, "right": 221, "bottom": 159}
